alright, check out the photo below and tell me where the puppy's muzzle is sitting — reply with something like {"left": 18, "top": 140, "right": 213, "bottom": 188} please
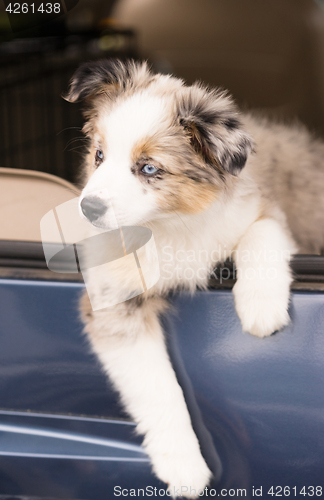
{"left": 80, "top": 196, "right": 107, "bottom": 223}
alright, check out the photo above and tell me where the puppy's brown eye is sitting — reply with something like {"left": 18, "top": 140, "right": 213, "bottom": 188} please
{"left": 95, "top": 149, "right": 104, "bottom": 163}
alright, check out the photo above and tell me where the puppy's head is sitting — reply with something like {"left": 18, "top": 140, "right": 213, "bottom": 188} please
{"left": 64, "top": 59, "right": 253, "bottom": 229}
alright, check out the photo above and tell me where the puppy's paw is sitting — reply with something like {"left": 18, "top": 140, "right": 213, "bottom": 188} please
{"left": 153, "top": 449, "right": 212, "bottom": 498}
{"left": 233, "top": 280, "right": 290, "bottom": 338}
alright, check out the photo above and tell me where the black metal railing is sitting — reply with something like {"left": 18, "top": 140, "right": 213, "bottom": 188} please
{"left": 0, "top": 30, "right": 137, "bottom": 184}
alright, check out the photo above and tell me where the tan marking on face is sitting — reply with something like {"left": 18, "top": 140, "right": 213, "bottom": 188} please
{"left": 131, "top": 128, "right": 222, "bottom": 214}
{"left": 155, "top": 175, "right": 219, "bottom": 214}
{"left": 131, "top": 137, "right": 160, "bottom": 165}
{"left": 131, "top": 126, "right": 203, "bottom": 173}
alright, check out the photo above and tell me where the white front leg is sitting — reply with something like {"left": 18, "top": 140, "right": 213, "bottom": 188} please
{"left": 233, "top": 218, "right": 296, "bottom": 338}
{"left": 83, "top": 296, "right": 212, "bottom": 498}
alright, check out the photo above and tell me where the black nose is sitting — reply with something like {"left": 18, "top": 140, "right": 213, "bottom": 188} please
{"left": 80, "top": 196, "right": 107, "bottom": 222}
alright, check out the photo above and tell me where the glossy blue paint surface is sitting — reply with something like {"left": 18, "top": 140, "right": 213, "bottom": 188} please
{"left": 0, "top": 411, "right": 157, "bottom": 499}
{"left": 0, "top": 278, "right": 323, "bottom": 498}
{"left": 0, "top": 279, "right": 123, "bottom": 419}
{"left": 169, "top": 291, "right": 324, "bottom": 495}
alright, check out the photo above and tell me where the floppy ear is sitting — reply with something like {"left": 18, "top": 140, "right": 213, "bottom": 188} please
{"left": 64, "top": 59, "right": 152, "bottom": 103}
{"left": 178, "top": 84, "right": 253, "bottom": 176}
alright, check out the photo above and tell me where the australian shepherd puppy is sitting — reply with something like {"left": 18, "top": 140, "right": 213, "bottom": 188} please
{"left": 65, "top": 59, "right": 324, "bottom": 497}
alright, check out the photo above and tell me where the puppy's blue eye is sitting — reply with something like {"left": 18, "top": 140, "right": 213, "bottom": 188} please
{"left": 95, "top": 150, "right": 104, "bottom": 161}
{"left": 141, "top": 164, "right": 158, "bottom": 175}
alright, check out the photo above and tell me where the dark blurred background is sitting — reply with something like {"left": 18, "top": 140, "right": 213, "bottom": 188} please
{"left": 2, "top": 0, "right": 324, "bottom": 184}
